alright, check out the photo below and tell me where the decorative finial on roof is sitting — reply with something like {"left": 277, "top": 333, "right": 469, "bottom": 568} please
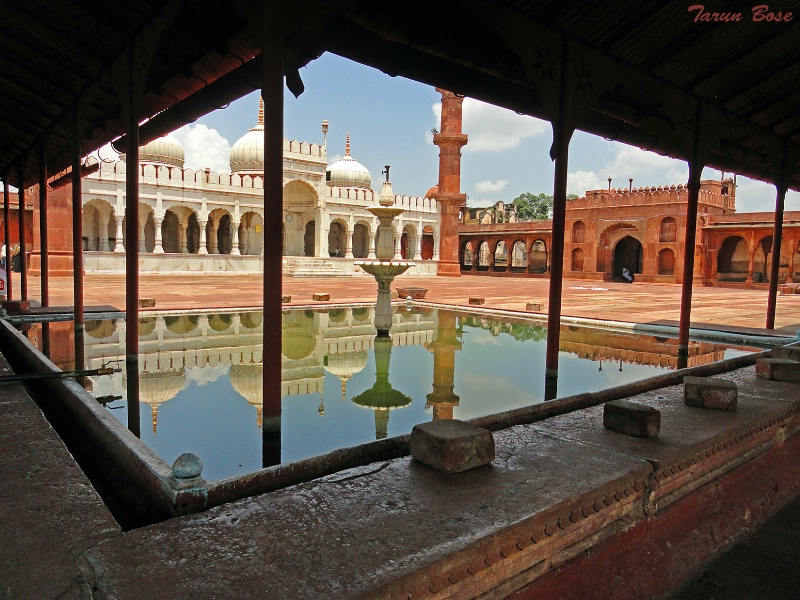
{"left": 258, "top": 97, "right": 264, "bottom": 126}
{"left": 345, "top": 132, "right": 351, "bottom": 157}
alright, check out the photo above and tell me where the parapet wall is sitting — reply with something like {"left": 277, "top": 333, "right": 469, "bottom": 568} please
{"left": 568, "top": 181, "right": 735, "bottom": 212}
{"left": 326, "top": 186, "right": 438, "bottom": 212}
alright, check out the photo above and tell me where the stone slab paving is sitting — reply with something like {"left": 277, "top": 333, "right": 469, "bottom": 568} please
{"left": 84, "top": 430, "right": 652, "bottom": 599}
{"left": 0, "top": 354, "right": 121, "bottom": 600}
{"left": 81, "top": 363, "right": 800, "bottom": 599}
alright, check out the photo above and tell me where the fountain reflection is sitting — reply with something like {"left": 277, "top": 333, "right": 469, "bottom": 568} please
{"left": 351, "top": 334, "right": 412, "bottom": 439}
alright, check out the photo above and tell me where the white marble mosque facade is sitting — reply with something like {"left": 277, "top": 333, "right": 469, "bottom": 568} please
{"left": 79, "top": 113, "right": 440, "bottom": 275}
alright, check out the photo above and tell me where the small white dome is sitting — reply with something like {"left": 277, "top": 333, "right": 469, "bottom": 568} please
{"left": 326, "top": 134, "right": 371, "bottom": 189}
{"left": 139, "top": 134, "right": 185, "bottom": 168}
{"left": 230, "top": 99, "right": 264, "bottom": 174}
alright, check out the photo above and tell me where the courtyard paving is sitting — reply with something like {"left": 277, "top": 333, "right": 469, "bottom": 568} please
{"left": 8, "top": 271, "right": 800, "bottom": 336}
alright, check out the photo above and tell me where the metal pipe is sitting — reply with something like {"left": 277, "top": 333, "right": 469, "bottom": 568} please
{"left": 0, "top": 366, "right": 118, "bottom": 384}
{"left": 17, "top": 163, "right": 27, "bottom": 300}
{"left": 2, "top": 173, "right": 10, "bottom": 301}
{"left": 262, "top": 1, "right": 284, "bottom": 466}
{"left": 38, "top": 139, "right": 50, "bottom": 356}
{"left": 125, "top": 43, "right": 141, "bottom": 439}
{"left": 71, "top": 107, "right": 85, "bottom": 380}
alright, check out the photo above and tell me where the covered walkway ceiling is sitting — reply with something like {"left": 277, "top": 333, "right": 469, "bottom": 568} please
{"left": 1, "top": 1, "right": 798, "bottom": 192}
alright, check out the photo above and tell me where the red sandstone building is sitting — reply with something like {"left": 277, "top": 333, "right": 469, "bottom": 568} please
{"left": 459, "top": 179, "right": 799, "bottom": 287}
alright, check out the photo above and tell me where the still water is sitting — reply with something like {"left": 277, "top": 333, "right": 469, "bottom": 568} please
{"left": 76, "top": 306, "right": 752, "bottom": 481}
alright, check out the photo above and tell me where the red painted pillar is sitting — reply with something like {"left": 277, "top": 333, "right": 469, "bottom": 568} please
{"left": 125, "top": 43, "right": 141, "bottom": 438}
{"left": 71, "top": 108, "right": 85, "bottom": 381}
{"left": 2, "top": 175, "right": 10, "bottom": 300}
{"left": 766, "top": 148, "right": 789, "bottom": 330}
{"left": 677, "top": 161, "right": 703, "bottom": 368}
{"left": 545, "top": 121, "right": 573, "bottom": 383}
{"left": 17, "top": 164, "right": 27, "bottom": 300}
{"left": 38, "top": 140, "right": 50, "bottom": 356}
{"left": 262, "top": 1, "right": 285, "bottom": 466}
{"left": 433, "top": 89, "right": 468, "bottom": 277}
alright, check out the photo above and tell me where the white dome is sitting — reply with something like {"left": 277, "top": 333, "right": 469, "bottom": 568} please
{"left": 139, "top": 134, "right": 185, "bottom": 168}
{"left": 230, "top": 99, "right": 264, "bottom": 174}
{"left": 326, "top": 134, "right": 371, "bottom": 189}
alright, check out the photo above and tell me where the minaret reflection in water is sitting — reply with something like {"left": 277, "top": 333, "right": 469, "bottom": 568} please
{"left": 425, "top": 310, "right": 461, "bottom": 420}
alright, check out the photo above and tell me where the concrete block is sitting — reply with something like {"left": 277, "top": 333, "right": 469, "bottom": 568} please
{"left": 281, "top": 295, "right": 291, "bottom": 303}
{"left": 684, "top": 376, "right": 737, "bottom": 410}
{"left": 526, "top": 302, "right": 544, "bottom": 311}
{"left": 312, "top": 293, "right": 330, "bottom": 301}
{"left": 603, "top": 400, "right": 660, "bottom": 438}
{"left": 756, "top": 358, "right": 800, "bottom": 382}
{"left": 771, "top": 346, "right": 800, "bottom": 362}
{"left": 2, "top": 300, "right": 31, "bottom": 313}
{"left": 410, "top": 419, "right": 495, "bottom": 473}
{"left": 469, "top": 297, "right": 484, "bottom": 305}
{"left": 138, "top": 298, "right": 156, "bottom": 308}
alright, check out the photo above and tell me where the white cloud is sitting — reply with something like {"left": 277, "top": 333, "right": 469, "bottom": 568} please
{"left": 567, "top": 170, "right": 604, "bottom": 196}
{"left": 431, "top": 98, "right": 548, "bottom": 153}
{"left": 474, "top": 179, "right": 509, "bottom": 194}
{"left": 567, "top": 144, "right": 688, "bottom": 197}
{"left": 173, "top": 124, "right": 231, "bottom": 173}
{"left": 469, "top": 197, "right": 500, "bottom": 208}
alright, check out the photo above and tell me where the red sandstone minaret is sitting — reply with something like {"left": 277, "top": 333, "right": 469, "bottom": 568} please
{"left": 432, "top": 89, "right": 468, "bottom": 276}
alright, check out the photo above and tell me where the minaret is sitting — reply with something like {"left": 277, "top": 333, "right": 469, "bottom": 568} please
{"left": 432, "top": 89, "right": 468, "bottom": 276}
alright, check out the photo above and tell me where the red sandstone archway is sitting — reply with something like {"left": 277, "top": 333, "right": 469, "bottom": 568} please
{"left": 717, "top": 236, "right": 748, "bottom": 281}
{"left": 612, "top": 236, "right": 643, "bottom": 277}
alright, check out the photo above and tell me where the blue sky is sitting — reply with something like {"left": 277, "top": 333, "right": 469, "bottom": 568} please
{"left": 153, "top": 53, "right": 796, "bottom": 214}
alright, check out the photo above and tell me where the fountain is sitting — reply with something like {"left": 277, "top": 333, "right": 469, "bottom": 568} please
{"left": 355, "top": 166, "right": 414, "bottom": 335}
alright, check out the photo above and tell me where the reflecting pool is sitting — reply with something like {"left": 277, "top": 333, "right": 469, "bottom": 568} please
{"left": 56, "top": 306, "right": 754, "bottom": 481}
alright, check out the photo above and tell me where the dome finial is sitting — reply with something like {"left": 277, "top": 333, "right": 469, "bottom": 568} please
{"left": 345, "top": 132, "right": 351, "bottom": 157}
{"left": 258, "top": 97, "right": 264, "bottom": 126}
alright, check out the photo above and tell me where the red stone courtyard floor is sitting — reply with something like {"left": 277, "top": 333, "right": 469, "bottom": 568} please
{"left": 9, "top": 271, "right": 800, "bottom": 336}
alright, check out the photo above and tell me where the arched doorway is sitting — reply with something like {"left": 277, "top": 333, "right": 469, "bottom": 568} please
{"left": 304, "top": 221, "right": 315, "bottom": 257}
{"left": 612, "top": 236, "right": 643, "bottom": 278}
{"left": 717, "top": 236, "right": 748, "bottom": 281}
{"left": 352, "top": 223, "right": 369, "bottom": 258}
{"left": 328, "top": 221, "right": 345, "bottom": 257}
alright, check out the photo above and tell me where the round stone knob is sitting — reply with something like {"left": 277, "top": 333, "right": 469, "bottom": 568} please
{"left": 172, "top": 452, "right": 203, "bottom": 479}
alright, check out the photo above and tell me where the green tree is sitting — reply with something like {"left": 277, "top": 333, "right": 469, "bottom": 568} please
{"left": 512, "top": 192, "right": 578, "bottom": 220}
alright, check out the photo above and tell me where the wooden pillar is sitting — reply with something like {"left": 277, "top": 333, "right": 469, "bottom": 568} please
{"left": 17, "top": 162, "right": 27, "bottom": 300}
{"left": 262, "top": 0, "right": 285, "bottom": 467}
{"left": 71, "top": 107, "right": 85, "bottom": 380}
{"left": 677, "top": 105, "right": 706, "bottom": 368}
{"left": 766, "top": 145, "right": 789, "bottom": 330}
{"left": 2, "top": 173, "right": 10, "bottom": 300}
{"left": 124, "top": 41, "right": 142, "bottom": 438}
{"left": 545, "top": 121, "right": 573, "bottom": 383}
{"left": 38, "top": 139, "right": 50, "bottom": 356}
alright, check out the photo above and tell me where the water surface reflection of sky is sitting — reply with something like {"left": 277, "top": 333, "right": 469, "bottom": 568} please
{"left": 71, "top": 307, "right": 750, "bottom": 481}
